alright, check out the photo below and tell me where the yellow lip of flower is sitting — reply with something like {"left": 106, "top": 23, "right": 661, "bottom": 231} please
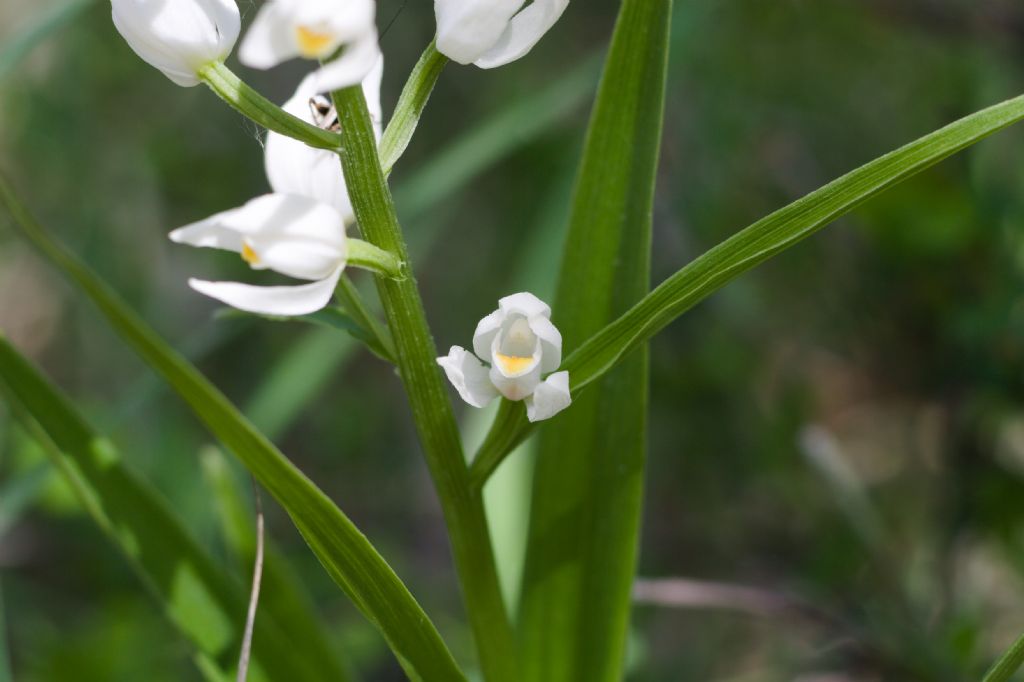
{"left": 494, "top": 353, "right": 534, "bottom": 375}
{"left": 241, "top": 242, "right": 261, "bottom": 266}
{"left": 295, "top": 25, "right": 334, "bottom": 58}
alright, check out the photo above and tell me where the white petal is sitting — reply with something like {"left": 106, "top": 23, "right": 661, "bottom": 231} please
{"left": 246, "top": 233, "right": 346, "bottom": 281}
{"left": 170, "top": 193, "right": 346, "bottom": 257}
{"left": 524, "top": 371, "right": 571, "bottom": 422}
{"left": 489, "top": 360, "right": 541, "bottom": 401}
{"left": 263, "top": 61, "right": 383, "bottom": 216}
{"left": 111, "top": 0, "right": 240, "bottom": 86}
{"left": 309, "top": 34, "right": 381, "bottom": 93}
{"left": 187, "top": 266, "right": 343, "bottom": 316}
{"left": 238, "top": 3, "right": 298, "bottom": 69}
{"left": 437, "top": 346, "right": 499, "bottom": 408}
{"left": 169, "top": 207, "right": 251, "bottom": 252}
{"left": 527, "top": 314, "right": 562, "bottom": 373}
{"left": 498, "top": 291, "right": 551, "bottom": 319}
{"left": 434, "top": 0, "right": 525, "bottom": 64}
{"left": 472, "top": 309, "right": 504, "bottom": 359}
{"left": 473, "top": 0, "right": 568, "bottom": 69}
{"left": 363, "top": 54, "right": 385, "bottom": 139}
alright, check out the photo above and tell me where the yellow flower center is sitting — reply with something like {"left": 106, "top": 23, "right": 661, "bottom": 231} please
{"left": 495, "top": 353, "right": 534, "bottom": 375}
{"left": 296, "top": 26, "right": 334, "bottom": 58}
{"left": 241, "top": 243, "right": 260, "bottom": 266}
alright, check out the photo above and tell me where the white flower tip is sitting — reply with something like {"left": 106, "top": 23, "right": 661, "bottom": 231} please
{"left": 111, "top": 0, "right": 241, "bottom": 86}
{"left": 525, "top": 371, "right": 571, "bottom": 422}
{"left": 438, "top": 346, "right": 499, "bottom": 409}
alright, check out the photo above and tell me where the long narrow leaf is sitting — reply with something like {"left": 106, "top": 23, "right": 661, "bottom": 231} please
{"left": 0, "top": 338, "right": 337, "bottom": 682}
{"left": 518, "top": 0, "right": 671, "bottom": 680}
{"left": 983, "top": 632, "right": 1024, "bottom": 682}
{"left": 0, "top": 176, "right": 466, "bottom": 682}
{"left": 472, "top": 91, "right": 1024, "bottom": 485}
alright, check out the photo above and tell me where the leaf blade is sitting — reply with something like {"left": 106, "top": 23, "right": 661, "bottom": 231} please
{"left": 518, "top": 0, "right": 672, "bottom": 680}
{"left": 0, "top": 337, "right": 339, "bottom": 682}
{"left": 0, "top": 176, "right": 466, "bottom": 682}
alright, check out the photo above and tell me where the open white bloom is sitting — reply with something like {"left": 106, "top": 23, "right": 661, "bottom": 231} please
{"left": 239, "top": 0, "right": 380, "bottom": 93}
{"left": 111, "top": 0, "right": 241, "bottom": 86}
{"left": 434, "top": 0, "right": 568, "bottom": 68}
{"left": 169, "top": 193, "right": 348, "bottom": 316}
{"left": 438, "top": 292, "right": 571, "bottom": 422}
{"left": 264, "top": 58, "right": 383, "bottom": 220}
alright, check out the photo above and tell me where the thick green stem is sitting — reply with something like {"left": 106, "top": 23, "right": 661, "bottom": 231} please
{"left": 198, "top": 62, "right": 343, "bottom": 151}
{"left": 378, "top": 41, "right": 448, "bottom": 176}
{"left": 331, "top": 87, "right": 518, "bottom": 681}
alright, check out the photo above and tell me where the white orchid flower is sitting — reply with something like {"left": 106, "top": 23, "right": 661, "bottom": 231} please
{"left": 110, "top": 0, "right": 241, "bottom": 86}
{"left": 239, "top": 0, "right": 381, "bottom": 93}
{"left": 264, "top": 58, "right": 383, "bottom": 221}
{"left": 434, "top": 0, "right": 569, "bottom": 68}
{"left": 438, "top": 292, "right": 571, "bottom": 422}
{"left": 169, "top": 193, "right": 349, "bottom": 316}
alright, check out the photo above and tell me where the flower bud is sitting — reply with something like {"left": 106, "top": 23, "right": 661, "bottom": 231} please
{"left": 111, "top": 0, "right": 241, "bottom": 87}
{"left": 434, "top": 0, "right": 568, "bottom": 68}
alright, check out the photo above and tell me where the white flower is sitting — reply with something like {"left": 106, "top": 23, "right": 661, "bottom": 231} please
{"left": 239, "top": 0, "right": 381, "bottom": 93}
{"left": 437, "top": 292, "right": 571, "bottom": 422}
{"left": 434, "top": 0, "right": 568, "bottom": 68}
{"left": 169, "top": 193, "right": 348, "bottom": 316}
{"left": 111, "top": 0, "right": 241, "bottom": 86}
{"left": 264, "top": 58, "right": 383, "bottom": 221}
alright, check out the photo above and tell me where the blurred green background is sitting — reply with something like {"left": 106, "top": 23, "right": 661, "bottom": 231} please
{"left": 2, "top": 0, "right": 1024, "bottom": 679}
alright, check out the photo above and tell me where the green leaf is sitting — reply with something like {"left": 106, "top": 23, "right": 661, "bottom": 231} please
{"left": 517, "top": 0, "right": 671, "bottom": 679}
{"left": 983, "top": 632, "right": 1024, "bottom": 682}
{"left": 472, "top": 89, "right": 1024, "bottom": 488}
{"left": 379, "top": 41, "right": 448, "bottom": 176}
{"left": 0, "top": 175, "right": 466, "bottom": 682}
{"left": 0, "top": 337, "right": 338, "bottom": 682}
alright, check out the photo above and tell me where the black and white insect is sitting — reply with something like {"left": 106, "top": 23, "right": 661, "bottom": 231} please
{"left": 308, "top": 95, "right": 341, "bottom": 132}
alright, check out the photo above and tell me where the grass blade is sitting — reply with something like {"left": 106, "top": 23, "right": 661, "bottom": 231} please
{"left": 472, "top": 92, "right": 1024, "bottom": 485}
{"left": 0, "top": 175, "right": 466, "bottom": 682}
{"left": 518, "top": 0, "right": 671, "bottom": 679}
{"left": 984, "top": 633, "right": 1024, "bottom": 682}
{"left": 0, "top": 338, "right": 337, "bottom": 682}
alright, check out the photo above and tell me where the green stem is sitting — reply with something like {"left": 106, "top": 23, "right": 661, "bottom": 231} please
{"left": 198, "top": 62, "right": 343, "bottom": 151}
{"left": 378, "top": 41, "right": 448, "bottom": 176}
{"left": 983, "top": 632, "right": 1024, "bottom": 682}
{"left": 331, "top": 85, "right": 518, "bottom": 682}
{"left": 346, "top": 237, "right": 403, "bottom": 277}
